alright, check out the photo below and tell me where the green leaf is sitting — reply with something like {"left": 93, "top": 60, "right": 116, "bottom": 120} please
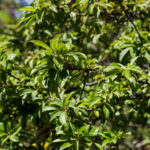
{"left": 94, "top": 110, "right": 100, "bottom": 118}
{"left": 104, "top": 63, "right": 121, "bottom": 72}
{"left": 76, "top": 141, "right": 79, "bottom": 150}
{"left": 25, "top": 16, "right": 35, "bottom": 27}
{"left": 103, "top": 105, "right": 110, "bottom": 119}
{"left": 97, "top": 7, "right": 101, "bottom": 18}
{"left": 93, "top": 34, "right": 101, "bottom": 44}
{"left": 53, "top": 138, "right": 68, "bottom": 143}
{"left": 20, "top": 6, "right": 36, "bottom": 12}
{"left": 50, "top": 111, "right": 62, "bottom": 121}
{"left": 89, "top": 126, "right": 99, "bottom": 136}
{"left": 123, "top": 69, "right": 136, "bottom": 86}
{"left": 44, "top": 49, "right": 53, "bottom": 55}
{"left": 50, "top": 100, "right": 63, "bottom": 107}
{"left": 102, "top": 139, "right": 113, "bottom": 146}
{"left": 0, "top": 42, "right": 10, "bottom": 53}
{"left": 9, "top": 135, "right": 18, "bottom": 142}
{"left": 124, "top": 100, "right": 135, "bottom": 105}
{"left": 76, "top": 52, "right": 87, "bottom": 59}
{"left": 119, "top": 47, "right": 130, "bottom": 62}
{"left": 20, "top": 89, "right": 35, "bottom": 96}
{"left": 59, "top": 112, "right": 67, "bottom": 126}
{"left": 21, "top": 14, "right": 36, "bottom": 23}
{"left": 130, "top": 56, "right": 139, "bottom": 65}
{"left": 64, "top": 91, "right": 76, "bottom": 105}
{"left": 89, "top": 99, "right": 100, "bottom": 108}
{"left": 31, "top": 40, "right": 52, "bottom": 50}
{"left": 129, "top": 65, "right": 144, "bottom": 74}
{"left": 0, "top": 122, "right": 5, "bottom": 132}
{"left": 123, "top": 69, "right": 131, "bottom": 82}
{"left": 70, "top": 12, "right": 76, "bottom": 22}
{"left": 94, "top": 143, "right": 103, "bottom": 150}
{"left": 12, "top": 127, "right": 22, "bottom": 136}
{"left": 60, "top": 142, "right": 72, "bottom": 150}
{"left": 50, "top": 34, "right": 62, "bottom": 51}
{"left": 79, "top": 125, "right": 90, "bottom": 136}
{"left": 89, "top": 4, "right": 95, "bottom": 14}
{"left": 66, "top": 52, "right": 79, "bottom": 62}
{"left": 0, "top": 133, "right": 7, "bottom": 137}
{"left": 145, "top": 52, "right": 150, "bottom": 63}
{"left": 2, "top": 136, "right": 9, "bottom": 145}
{"left": 42, "top": 106, "right": 56, "bottom": 112}
{"left": 53, "top": 57, "right": 64, "bottom": 70}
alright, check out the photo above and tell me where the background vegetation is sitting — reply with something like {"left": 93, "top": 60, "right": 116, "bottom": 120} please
{"left": 0, "top": 0, "right": 150, "bottom": 149}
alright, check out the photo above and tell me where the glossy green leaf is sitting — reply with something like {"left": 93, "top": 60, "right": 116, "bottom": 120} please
{"left": 104, "top": 63, "right": 121, "bottom": 72}
{"left": 60, "top": 142, "right": 73, "bottom": 150}
{"left": 103, "top": 105, "right": 110, "bottom": 119}
{"left": 59, "top": 112, "right": 67, "bottom": 126}
{"left": 20, "top": 6, "right": 36, "bottom": 12}
{"left": 31, "top": 40, "right": 51, "bottom": 50}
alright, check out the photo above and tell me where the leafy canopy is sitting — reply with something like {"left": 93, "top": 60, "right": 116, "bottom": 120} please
{"left": 0, "top": 0, "right": 150, "bottom": 149}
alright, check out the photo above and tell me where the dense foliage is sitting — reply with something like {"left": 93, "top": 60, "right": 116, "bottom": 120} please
{"left": 1, "top": 0, "right": 150, "bottom": 149}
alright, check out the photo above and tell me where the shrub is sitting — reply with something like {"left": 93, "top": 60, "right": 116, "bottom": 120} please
{"left": 0, "top": 0, "right": 150, "bottom": 149}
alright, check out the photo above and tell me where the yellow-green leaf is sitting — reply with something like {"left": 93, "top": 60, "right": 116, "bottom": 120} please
{"left": 20, "top": 6, "right": 36, "bottom": 12}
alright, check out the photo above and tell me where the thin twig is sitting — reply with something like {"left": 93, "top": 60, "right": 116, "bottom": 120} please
{"left": 6, "top": 71, "right": 20, "bottom": 80}
{"left": 120, "top": 4, "right": 143, "bottom": 42}
{"left": 6, "top": 71, "right": 37, "bottom": 90}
